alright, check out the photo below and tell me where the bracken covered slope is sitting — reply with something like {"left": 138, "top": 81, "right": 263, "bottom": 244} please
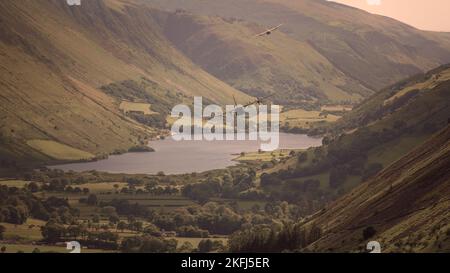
{"left": 304, "top": 126, "right": 450, "bottom": 253}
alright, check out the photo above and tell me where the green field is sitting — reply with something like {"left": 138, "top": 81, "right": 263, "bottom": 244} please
{"left": 236, "top": 150, "right": 293, "bottom": 162}
{"left": 281, "top": 109, "right": 340, "bottom": 129}
{"left": 1, "top": 219, "right": 46, "bottom": 242}
{"left": 0, "top": 179, "right": 30, "bottom": 188}
{"left": 0, "top": 244, "right": 116, "bottom": 253}
{"left": 27, "top": 140, "right": 95, "bottom": 161}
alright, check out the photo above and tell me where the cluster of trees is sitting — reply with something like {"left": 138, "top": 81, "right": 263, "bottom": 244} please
{"left": 128, "top": 112, "right": 167, "bottom": 129}
{"left": 149, "top": 203, "right": 244, "bottom": 235}
{"left": 121, "top": 236, "right": 177, "bottom": 253}
{"left": 229, "top": 223, "right": 322, "bottom": 253}
{"left": 148, "top": 201, "right": 306, "bottom": 237}
{"left": 41, "top": 220, "right": 119, "bottom": 249}
{"left": 120, "top": 236, "right": 225, "bottom": 253}
{"left": 176, "top": 225, "right": 209, "bottom": 238}
{"left": 0, "top": 225, "right": 5, "bottom": 240}
{"left": 99, "top": 199, "right": 153, "bottom": 218}
{"left": 0, "top": 186, "right": 78, "bottom": 224}
{"left": 182, "top": 169, "right": 256, "bottom": 203}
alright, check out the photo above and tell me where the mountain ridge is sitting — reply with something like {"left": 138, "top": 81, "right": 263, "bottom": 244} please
{"left": 144, "top": 0, "right": 450, "bottom": 101}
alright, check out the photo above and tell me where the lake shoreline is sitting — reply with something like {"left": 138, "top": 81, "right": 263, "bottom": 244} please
{"left": 48, "top": 133, "right": 323, "bottom": 175}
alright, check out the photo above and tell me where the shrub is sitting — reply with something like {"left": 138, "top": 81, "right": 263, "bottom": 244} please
{"left": 363, "top": 226, "right": 377, "bottom": 240}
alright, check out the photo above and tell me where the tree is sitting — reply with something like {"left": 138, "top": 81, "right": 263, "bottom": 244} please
{"left": 92, "top": 214, "right": 100, "bottom": 223}
{"left": 132, "top": 221, "right": 144, "bottom": 232}
{"left": 363, "top": 226, "right": 377, "bottom": 240}
{"left": 87, "top": 194, "right": 98, "bottom": 206}
{"left": 109, "top": 215, "right": 120, "bottom": 225}
{"left": 27, "top": 182, "right": 40, "bottom": 193}
{"left": 143, "top": 224, "right": 161, "bottom": 237}
{"left": 117, "top": 221, "right": 128, "bottom": 232}
{"left": 178, "top": 242, "right": 194, "bottom": 253}
{"left": 140, "top": 237, "right": 167, "bottom": 253}
{"left": 0, "top": 225, "right": 5, "bottom": 240}
{"left": 41, "top": 222, "right": 65, "bottom": 243}
{"left": 198, "top": 239, "right": 214, "bottom": 253}
{"left": 322, "top": 136, "right": 331, "bottom": 146}
{"left": 66, "top": 225, "right": 81, "bottom": 239}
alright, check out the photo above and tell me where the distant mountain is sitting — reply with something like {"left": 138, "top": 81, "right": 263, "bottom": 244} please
{"left": 0, "top": 0, "right": 250, "bottom": 166}
{"left": 303, "top": 125, "right": 450, "bottom": 252}
{"left": 144, "top": 0, "right": 450, "bottom": 103}
{"left": 151, "top": 9, "right": 370, "bottom": 105}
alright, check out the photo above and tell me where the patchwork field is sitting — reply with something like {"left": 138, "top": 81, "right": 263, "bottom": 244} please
{"left": 1, "top": 219, "right": 46, "bottom": 242}
{"left": 27, "top": 140, "right": 95, "bottom": 161}
{"left": 0, "top": 244, "right": 116, "bottom": 253}
{"left": 236, "top": 150, "right": 293, "bottom": 162}
{"left": 281, "top": 109, "right": 340, "bottom": 129}
{"left": 384, "top": 68, "right": 450, "bottom": 105}
{"left": 0, "top": 179, "right": 30, "bottom": 188}
{"left": 321, "top": 105, "right": 353, "bottom": 112}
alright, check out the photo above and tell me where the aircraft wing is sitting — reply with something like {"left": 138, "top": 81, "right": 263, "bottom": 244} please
{"left": 268, "top": 24, "right": 283, "bottom": 32}
{"left": 255, "top": 31, "right": 268, "bottom": 37}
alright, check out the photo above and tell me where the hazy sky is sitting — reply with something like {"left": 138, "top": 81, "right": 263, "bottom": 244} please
{"left": 329, "top": 0, "right": 450, "bottom": 32}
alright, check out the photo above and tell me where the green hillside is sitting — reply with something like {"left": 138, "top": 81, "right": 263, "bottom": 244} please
{"left": 304, "top": 126, "right": 450, "bottom": 253}
{"left": 257, "top": 65, "right": 450, "bottom": 211}
{"left": 0, "top": 0, "right": 251, "bottom": 167}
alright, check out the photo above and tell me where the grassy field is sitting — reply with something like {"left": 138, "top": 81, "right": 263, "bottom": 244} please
{"left": 26, "top": 140, "right": 95, "bottom": 161}
{"left": 0, "top": 179, "right": 30, "bottom": 188}
{"left": 367, "top": 134, "right": 429, "bottom": 167}
{"left": 235, "top": 150, "right": 293, "bottom": 162}
{"left": 1, "top": 219, "right": 46, "bottom": 242}
{"left": 281, "top": 109, "right": 340, "bottom": 129}
{"left": 0, "top": 243, "right": 116, "bottom": 253}
{"left": 42, "top": 191, "right": 198, "bottom": 217}
{"left": 119, "top": 101, "right": 157, "bottom": 115}
{"left": 321, "top": 105, "right": 353, "bottom": 112}
{"left": 383, "top": 68, "right": 450, "bottom": 105}
{"left": 76, "top": 182, "right": 129, "bottom": 193}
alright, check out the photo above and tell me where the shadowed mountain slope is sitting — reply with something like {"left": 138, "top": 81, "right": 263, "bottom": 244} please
{"left": 304, "top": 125, "right": 450, "bottom": 252}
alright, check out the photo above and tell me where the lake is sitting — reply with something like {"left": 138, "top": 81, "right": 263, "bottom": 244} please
{"left": 49, "top": 133, "right": 322, "bottom": 175}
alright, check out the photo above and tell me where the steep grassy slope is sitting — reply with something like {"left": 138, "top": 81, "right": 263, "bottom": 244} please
{"left": 331, "top": 64, "right": 450, "bottom": 133}
{"left": 258, "top": 65, "right": 450, "bottom": 213}
{"left": 304, "top": 126, "right": 450, "bottom": 253}
{"left": 144, "top": 0, "right": 450, "bottom": 99}
{"left": 151, "top": 10, "right": 369, "bottom": 105}
{"left": 0, "top": 0, "right": 250, "bottom": 166}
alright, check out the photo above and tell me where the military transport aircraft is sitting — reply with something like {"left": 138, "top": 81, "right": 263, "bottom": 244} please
{"left": 255, "top": 24, "right": 283, "bottom": 37}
